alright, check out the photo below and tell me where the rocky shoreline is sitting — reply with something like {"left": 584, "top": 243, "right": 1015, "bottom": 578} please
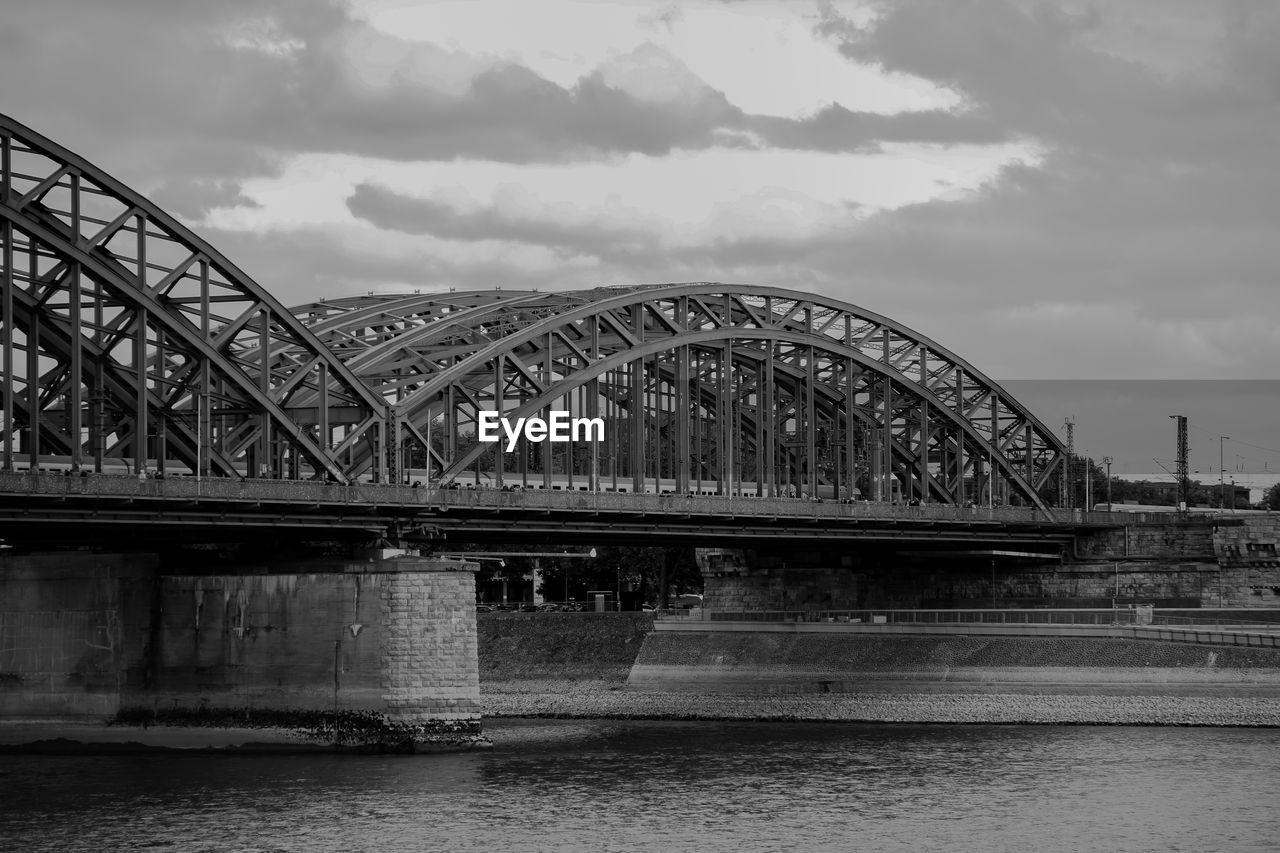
{"left": 481, "top": 682, "right": 1280, "bottom": 727}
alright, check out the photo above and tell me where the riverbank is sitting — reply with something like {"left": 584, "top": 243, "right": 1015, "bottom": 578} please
{"left": 478, "top": 614, "right": 1280, "bottom": 726}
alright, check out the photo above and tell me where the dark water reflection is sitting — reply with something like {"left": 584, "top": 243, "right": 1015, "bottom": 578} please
{"left": 2, "top": 722, "right": 1277, "bottom": 852}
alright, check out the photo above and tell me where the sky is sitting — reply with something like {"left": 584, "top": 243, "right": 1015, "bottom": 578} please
{"left": 1, "top": 0, "right": 1278, "bottom": 479}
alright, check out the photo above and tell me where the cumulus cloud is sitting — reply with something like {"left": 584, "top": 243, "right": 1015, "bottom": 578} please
{"left": 345, "top": 182, "right": 660, "bottom": 261}
{"left": 5, "top": 0, "right": 1278, "bottom": 380}
{"left": 788, "top": 0, "right": 1280, "bottom": 376}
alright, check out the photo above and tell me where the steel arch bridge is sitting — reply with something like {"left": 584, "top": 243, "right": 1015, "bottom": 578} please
{"left": 0, "top": 114, "right": 1069, "bottom": 511}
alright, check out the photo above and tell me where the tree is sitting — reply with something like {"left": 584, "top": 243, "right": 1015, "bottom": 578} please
{"left": 1267, "top": 482, "right": 1280, "bottom": 510}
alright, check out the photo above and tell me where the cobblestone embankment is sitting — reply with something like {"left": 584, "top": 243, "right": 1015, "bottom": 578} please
{"left": 480, "top": 682, "right": 1280, "bottom": 726}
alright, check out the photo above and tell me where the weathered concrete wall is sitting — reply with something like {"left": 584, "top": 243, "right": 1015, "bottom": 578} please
{"left": 2, "top": 553, "right": 483, "bottom": 747}
{"left": 150, "top": 572, "right": 384, "bottom": 712}
{"left": 0, "top": 552, "right": 156, "bottom": 717}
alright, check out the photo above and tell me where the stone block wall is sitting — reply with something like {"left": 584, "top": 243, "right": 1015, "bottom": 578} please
{"left": 379, "top": 561, "right": 481, "bottom": 724}
{"left": 701, "top": 519, "right": 1277, "bottom": 611}
{"left": 703, "top": 561, "right": 1218, "bottom": 612}
{"left": 1213, "top": 518, "right": 1280, "bottom": 607}
{"left": 1075, "top": 521, "right": 1217, "bottom": 560}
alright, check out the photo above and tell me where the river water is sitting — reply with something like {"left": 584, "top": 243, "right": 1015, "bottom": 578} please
{"left": 1, "top": 720, "right": 1277, "bottom": 852}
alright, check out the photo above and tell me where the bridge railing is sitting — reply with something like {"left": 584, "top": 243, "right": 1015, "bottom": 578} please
{"left": 426, "top": 486, "right": 1144, "bottom": 526}
{"left": 0, "top": 469, "right": 1202, "bottom": 526}
{"left": 0, "top": 469, "right": 424, "bottom": 506}
{"left": 656, "top": 608, "right": 1280, "bottom": 648}
{"left": 660, "top": 607, "right": 1280, "bottom": 632}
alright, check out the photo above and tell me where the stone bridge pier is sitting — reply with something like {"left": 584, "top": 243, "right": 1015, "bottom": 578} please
{"left": 0, "top": 551, "right": 486, "bottom": 752}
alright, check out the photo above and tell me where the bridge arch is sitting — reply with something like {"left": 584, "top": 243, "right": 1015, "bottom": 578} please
{"left": 0, "top": 116, "right": 1067, "bottom": 506}
{"left": 0, "top": 114, "right": 390, "bottom": 483}
{"left": 292, "top": 285, "right": 1068, "bottom": 510}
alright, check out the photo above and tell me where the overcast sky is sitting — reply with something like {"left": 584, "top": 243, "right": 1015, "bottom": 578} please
{"left": 3, "top": 1, "right": 1278, "bottom": 471}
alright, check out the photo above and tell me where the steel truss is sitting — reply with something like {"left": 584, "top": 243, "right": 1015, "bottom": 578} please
{"left": 0, "top": 114, "right": 389, "bottom": 483}
{"left": 0, "top": 115, "right": 1067, "bottom": 505}
{"left": 291, "top": 287, "right": 1069, "bottom": 510}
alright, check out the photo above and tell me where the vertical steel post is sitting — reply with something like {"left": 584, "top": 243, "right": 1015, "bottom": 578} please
{"left": 990, "top": 394, "right": 999, "bottom": 506}
{"left": 721, "top": 340, "right": 733, "bottom": 494}
{"left": 753, "top": 357, "right": 763, "bottom": 496}
{"left": 493, "top": 356, "right": 503, "bottom": 489}
{"left": 154, "top": 324, "right": 165, "bottom": 474}
{"left": 676, "top": 343, "right": 689, "bottom": 493}
{"left": 1021, "top": 423, "right": 1030, "bottom": 496}
{"left": 763, "top": 345, "right": 774, "bottom": 497}
{"left": 542, "top": 334, "right": 552, "bottom": 489}
{"left": 918, "top": 399, "right": 929, "bottom": 503}
{"left": 805, "top": 345, "right": 816, "bottom": 498}
{"left": 1, "top": 133, "right": 13, "bottom": 471}
{"left": 25, "top": 311, "right": 38, "bottom": 470}
{"left": 651, "top": 349, "right": 660, "bottom": 492}
{"left": 134, "top": 214, "right": 148, "bottom": 475}
{"left": 845, "top": 357, "right": 856, "bottom": 501}
{"left": 630, "top": 356, "right": 644, "bottom": 492}
{"left": 199, "top": 260, "right": 212, "bottom": 478}
{"left": 882, "top": 377, "right": 893, "bottom": 502}
{"left": 694, "top": 349, "right": 702, "bottom": 494}
{"left": 133, "top": 307, "right": 147, "bottom": 475}
{"left": 258, "top": 307, "right": 271, "bottom": 477}
{"left": 955, "top": 369, "right": 965, "bottom": 504}
{"left": 68, "top": 176, "right": 83, "bottom": 471}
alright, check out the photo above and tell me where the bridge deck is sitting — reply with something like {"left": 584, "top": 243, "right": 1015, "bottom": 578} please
{"left": 0, "top": 470, "right": 1211, "bottom": 546}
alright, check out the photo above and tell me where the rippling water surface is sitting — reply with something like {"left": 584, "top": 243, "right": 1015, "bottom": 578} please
{"left": 2, "top": 721, "right": 1277, "bottom": 852}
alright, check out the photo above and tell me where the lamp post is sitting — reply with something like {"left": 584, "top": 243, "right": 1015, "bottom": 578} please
{"left": 1220, "top": 436, "right": 1230, "bottom": 509}
{"left": 1103, "top": 456, "right": 1112, "bottom": 511}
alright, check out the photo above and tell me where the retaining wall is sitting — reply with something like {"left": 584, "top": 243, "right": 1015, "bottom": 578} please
{"left": 627, "top": 627, "right": 1280, "bottom": 693}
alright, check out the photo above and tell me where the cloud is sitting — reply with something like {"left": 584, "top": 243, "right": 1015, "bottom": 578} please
{"left": 152, "top": 179, "right": 262, "bottom": 222}
{"left": 6, "top": 0, "right": 1278, "bottom": 382}
{"left": 783, "top": 0, "right": 1280, "bottom": 377}
{"left": 345, "top": 182, "right": 660, "bottom": 261}
{"left": 0, "top": 0, "right": 1022, "bottom": 196}
{"left": 747, "top": 103, "right": 1010, "bottom": 152}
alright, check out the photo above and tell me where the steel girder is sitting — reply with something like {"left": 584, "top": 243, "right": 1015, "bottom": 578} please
{"left": 0, "top": 114, "right": 390, "bottom": 483}
{"left": 289, "top": 285, "right": 1069, "bottom": 510}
